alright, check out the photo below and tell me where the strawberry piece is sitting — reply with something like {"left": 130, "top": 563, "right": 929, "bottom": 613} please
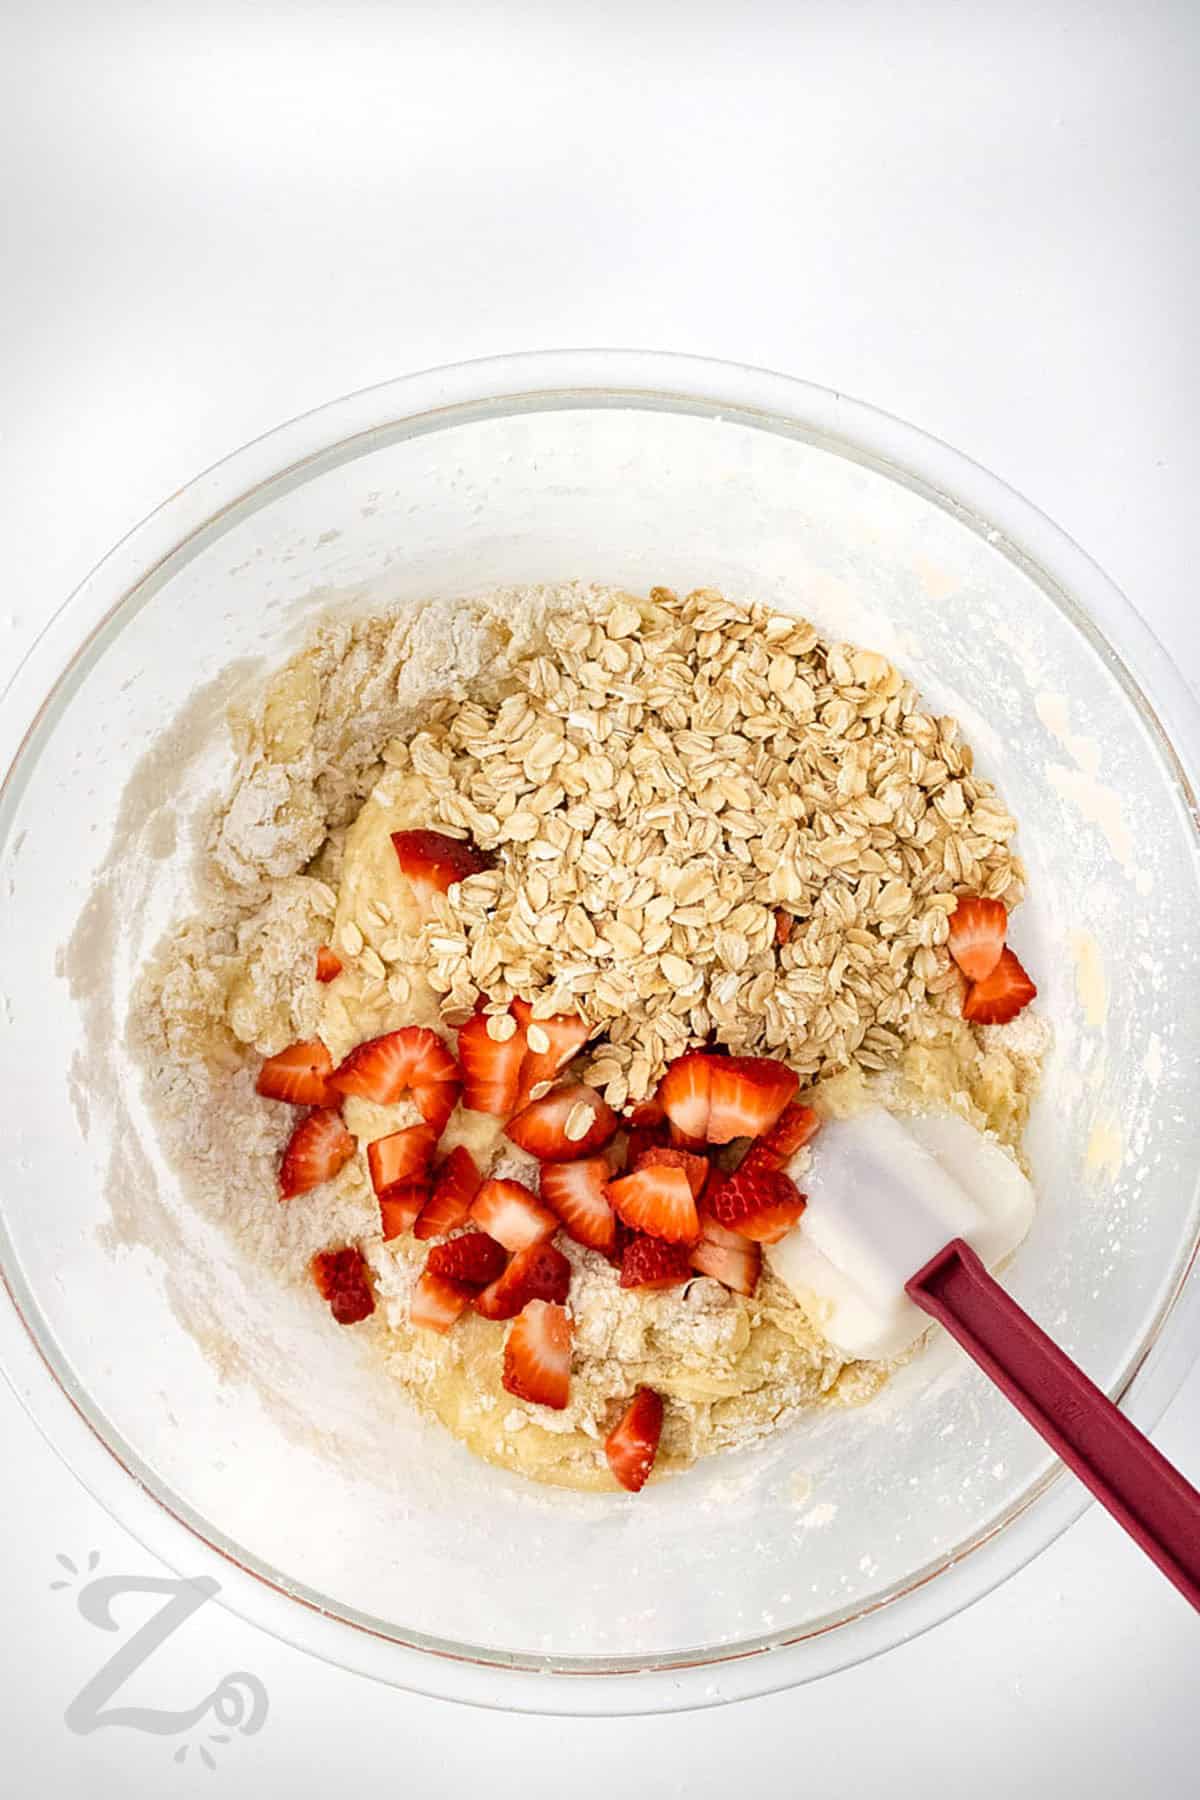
{"left": 619, "top": 1235, "right": 693, "bottom": 1289}
{"left": 626, "top": 1098, "right": 665, "bottom": 1127}
{"left": 607, "top": 1163, "right": 699, "bottom": 1244}
{"left": 330, "top": 1026, "right": 461, "bottom": 1132}
{"left": 707, "top": 1161, "right": 806, "bottom": 1244}
{"left": 502, "top": 1299, "right": 572, "bottom": 1409}
{"left": 505, "top": 1082, "right": 618, "bottom": 1161}
{"left": 426, "top": 1231, "right": 508, "bottom": 1287}
{"left": 539, "top": 1157, "right": 617, "bottom": 1253}
{"left": 630, "top": 1144, "right": 709, "bottom": 1199}
{"left": 761, "top": 1102, "right": 820, "bottom": 1161}
{"left": 379, "top": 1181, "right": 431, "bottom": 1240}
{"left": 948, "top": 895, "right": 1008, "bottom": 983}
{"left": 390, "top": 828, "right": 494, "bottom": 914}
{"left": 690, "top": 1213, "right": 761, "bottom": 1297}
{"left": 279, "top": 1109, "right": 356, "bottom": 1199}
{"left": 315, "top": 945, "right": 343, "bottom": 983}
{"left": 962, "top": 946, "right": 1037, "bottom": 1025}
{"left": 705, "top": 1055, "right": 799, "bottom": 1143}
{"left": 366, "top": 1123, "right": 439, "bottom": 1197}
{"left": 310, "top": 1246, "right": 375, "bottom": 1324}
{"left": 736, "top": 1141, "right": 787, "bottom": 1180}
{"left": 605, "top": 1388, "right": 664, "bottom": 1492}
{"left": 511, "top": 999, "right": 591, "bottom": 1104}
{"left": 469, "top": 1177, "right": 559, "bottom": 1251}
{"left": 774, "top": 910, "right": 793, "bottom": 946}
{"left": 410, "top": 1269, "right": 471, "bottom": 1333}
{"left": 473, "top": 1241, "right": 571, "bottom": 1320}
{"left": 457, "top": 1010, "right": 528, "bottom": 1115}
{"left": 256, "top": 1039, "right": 335, "bottom": 1107}
{"left": 413, "top": 1145, "right": 482, "bottom": 1240}
{"left": 656, "top": 1051, "right": 713, "bottom": 1140}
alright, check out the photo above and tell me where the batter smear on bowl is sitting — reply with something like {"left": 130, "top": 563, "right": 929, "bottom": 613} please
{"left": 135, "top": 583, "right": 1047, "bottom": 1491}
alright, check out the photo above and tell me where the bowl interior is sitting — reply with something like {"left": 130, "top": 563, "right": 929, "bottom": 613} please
{"left": 2, "top": 389, "right": 1199, "bottom": 1674}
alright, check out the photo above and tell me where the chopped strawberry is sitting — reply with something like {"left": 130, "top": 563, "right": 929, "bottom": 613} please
{"left": 736, "top": 1141, "right": 787, "bottom": 1181}
{"left": 656, "top": 1050, "right": 798, "bottom": 1144}
{"left": 310, "top": 1246, "right": 374, "bottom": 1324}
{"left": 948, "top": 895, "right": 1008, "bottom": 983}
{"left": 655, "top": 1051, "right": 713, "bottom": 1140}
{"left": 473, "top": 1241, "right": 572, "bottom": 1320}
{"left": 390, "top": 829, "right": 494, "bottom": 914}
{"left": 410, "top": 1269, "right": 471, "bottom": 1333}
{"left": 539, "top": 1157, "right": 617, "bottom": 1253}
{"left": 502, "top": 1299, "right": 572, "bottom": 1409}
{"left": 315, "top": 945, "right": 343, "bottom": 983}
{"left": 706, "top": 1055, "right": 799, "bottom": 1143}
{"left": 505, "top": 1081, "right": 619, "bottom": 1161}
{"left": 279, "top": 1109, "right": 356, "bottom": 1199}
{"left": 761, "top": 1102, "right": 820, "bottom": 1161}
{"left": 330, "top": 1026, "right": 461, "bottom": 1132}
{"left": 690, "top": 1231, "right": 761, "bottom": 1296}
{"left": 962, "top": 946, "right": 1037, "bottom": 1025}
{"left": 413, "top": 1146, "right": 482, "bottom": 1240}
{"left": 426, "top": 1231, "right": 508, "bottom": 1287}
{"left": 256, "top": 1039, "right": 335, "bottom": 1107}
{"left": 626, "top": 1098, "right": 665, "bottom": 1128}
{"left": 469, "top": 1178, "right": 559, "bottom": 1251}
{"left": 619, "top": 1235, "right": 693, "bottom": 1289}
{"left": 774, "top": 909, "right": 793, "bottom": 946}
{"left": 457, "top": 1009, "right": 528, "bottom": 1116}
{"left": 607, "top": 1163, "right": 699, "bottom": 1244}
{"left": 366, "top": 1123, "right": 440, "bottom": 1197}
{"left": 707, "top": 1160, "right": 807, "bottom": 1244}
{"left": 630, "top": 1144, "right": 709, "bottom": 1199}
{"left": 511, "top": 999, "right": 591, "bottom": 1104}
{"left": 379, "top": 1181, "right": 431, "bottom": 1240}
{"left": 605, "top": 1388, "right": 664, "bottom": 1492}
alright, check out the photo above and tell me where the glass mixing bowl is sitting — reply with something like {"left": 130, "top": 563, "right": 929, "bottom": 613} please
{"left": 2, "top": 351, "right": 1198, "bottom": 1714}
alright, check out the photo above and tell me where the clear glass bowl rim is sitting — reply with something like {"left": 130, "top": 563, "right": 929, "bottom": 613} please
{"left": 1, "top": 348, "right": 1198, "bottom": 1715}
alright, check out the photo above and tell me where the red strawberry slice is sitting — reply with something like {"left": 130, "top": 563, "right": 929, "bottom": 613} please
{"left": 626, "top": 1098, "right": 665, "bottom": 1127}
{"left": 315, "top": 945, "right": 343, "bottom": 983}
{"left": 457, "top": 1009, "right": 528, "bottom": 1115}
{"left": 705, "top": 1055, "right": 799, "bottom": 1143}
{"left": 379, "top": 1180, "right": 431, "bottom": 1240}
{"left": 511, "top": 999, "right": 591, "bottom": 1104}
{"left": 413, "top": 1145, "right": 482, "bottom": 1240}
{"left": 469, "top": 1178, "right": 559, "bottom": 1251}
{"left": 619, "top": 1235, "right": 693, "bottom": 1289}
{"left": 538, "top": 1157, "right": 617, "bottom": 1253}
{"left": 390, "top": 828, "right": 494, "bottom": 914}
{"left": 505, "top": 1082, "right": 618, "bottom": 1161}
{"left": 707, "top": 1161, "right": 806, "bottom": 1244}
{"left": 948, "top": 895, "right": 1008, "bottom": 983}
{"left": 310, "top": 1246, "right": 375, "bottom": 1324}
{"left": 655, "top": 1051, "right": 713, "bottom": 1140}
{"left": 410, "top": 1268, "right": 471, "bottom": 1333}
{"left": 426, "top": 1231, "right": 508, "bottom": 1287}
{"left": 605, "top": 1388, "right": 664, "bottom": 1492}
{"left": 473, "top": 1241, "right": 571, "bottom": 1320}
{"left": 690, "top": 1212, "right": 762, "bottom": 1296}
{"left": 607, "top": 1164, "right": 699, "bottom": 1244}
{"left": 735, "top": 1141, "right": 788, "bottom": 1182}
{"left": 630, "top": 1144, "right": 709, "bottom": 1199}
{"left": 761, "top": 1102, "right": 820, "bottom": 1161}
{"left": 257, "top": 1039, "right": 335, "bottom": 1107}
{"left": 962, "top": 946, "right": 1037, "bottom": 1025}
{"left": 774, "top": 910, "right": 794, "bottom": 946}
{"left": 330, "top": 1026, "right": 461, "bottom": 1131}
{"left": 366, "top": 1123, "right": 439, "bottom": 1197}
{"left": 502, "top": 1299, "right": 572, "bottom": 1409}
{"left": 279, "top": 1109, "right": 356, "bottom": 1198}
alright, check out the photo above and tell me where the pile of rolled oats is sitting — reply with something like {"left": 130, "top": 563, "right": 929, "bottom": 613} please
{"left": 382, "top": 587, "right": 1023, "bottom": 1109}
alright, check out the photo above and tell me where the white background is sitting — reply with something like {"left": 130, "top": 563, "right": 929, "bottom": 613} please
{"left": 2, "top": 1, "right": 1198, "bottom": 1791}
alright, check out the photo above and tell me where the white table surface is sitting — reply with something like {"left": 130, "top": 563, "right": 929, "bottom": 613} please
{"left": 2, "top": 1, "right": 1198, "bottom": 1791}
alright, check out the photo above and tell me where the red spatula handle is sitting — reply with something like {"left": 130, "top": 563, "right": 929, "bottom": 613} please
{"left": 907, "top": 1238, "right": 1200, "bottom": 1612}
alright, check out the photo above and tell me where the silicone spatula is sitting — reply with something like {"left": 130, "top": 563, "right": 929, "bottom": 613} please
{"left": 766, "top": 1108, "right": 1200, "bottom": 1611}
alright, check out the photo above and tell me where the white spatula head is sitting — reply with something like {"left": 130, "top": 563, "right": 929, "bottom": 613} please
{"left": 765, "top": 1108, "right": 1035, "bottom": 1360}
